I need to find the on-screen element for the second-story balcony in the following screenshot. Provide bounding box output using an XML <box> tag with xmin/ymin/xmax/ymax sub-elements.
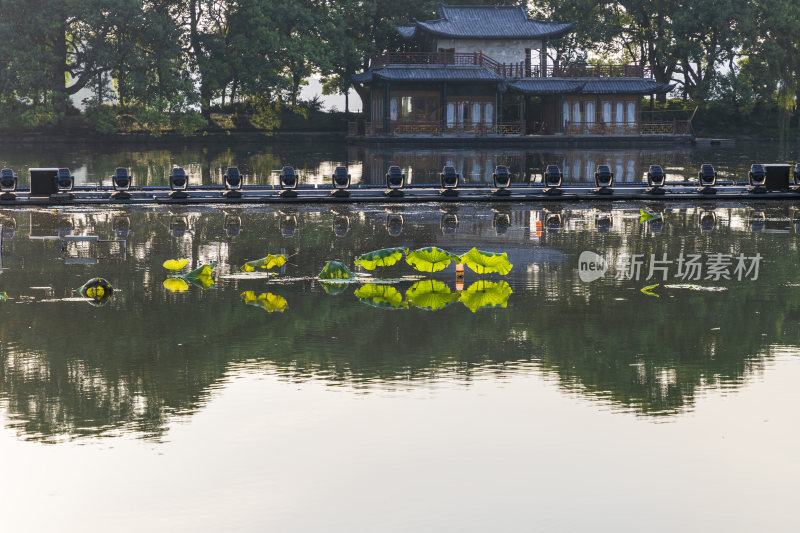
<box><xmin>369</xmin><ymin>51</ymin><xmax>649</xmax><ymax>79</ymax></box>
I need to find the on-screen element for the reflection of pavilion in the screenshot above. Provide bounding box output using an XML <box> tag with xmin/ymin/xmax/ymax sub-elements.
<box><xmin>351</xmin><ymin>145</ymin><xmax>691</xmax><ymax>184</ymax></box>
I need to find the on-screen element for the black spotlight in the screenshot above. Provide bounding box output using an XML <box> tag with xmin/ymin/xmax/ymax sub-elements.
<box><xmin>594</xmin><ymin>165</ymin><xmax>614</xmax><ymax>194</ymax></box>
<box><xmin>646</xmin><ymin>165</ymin><xmax>666</xmax><ymax>195</ymax></box>
<box><xmin>748</xmin><ymin>164</ymin><xmax>766</xmax><ymax>193</ymax></box>
<box><xmin>385</xmin><ymin>166</ymin><xmax>405</xmax><ymax>197</ymax></box>
<box><xmin>225</xmin><ymin>215</ymin><xmax>242</xmax><ymax>237</ymax></box>
<box><xmin>331</xmin><ymin>166</ymin><xmax>351</xmax><ymax>197</ymax></box>
<box><xmin>440</xmin><ymin>212</ymin><xmax>458</xmax><ymax>234</ymax></box>
<box><xmin>440</xmin><ymin>165</ymin><xmax>459</xmax><ymax>196</ymax></box>
<box><xmin>0</xmin><ymin>168</ymin><xmax>17</xmax><ymax>201</ymax></box>
<box><xmin>699</xmin><ymin>209</ymin><xmax>716</xmax><ymax>232</ymax></box>
<box><xmin>492</xmin><ymin>165</ymin><xmax>511</xmax><ymax>196</ymax></box>
<box><xmin>169</xmin><ymin>167</ymin><xmax>189</xmax><ymax>199</ymax></box>
<box><xmin>111</xmin><ymin>167</ymin><xmax>132</xmax><ymax>200</ymax></box>
<box><xmin>749</xmin><ymin>211</ymin><xmax>766</xmax><ymax>232</ymax></box>
<box><xmin>386</xmin><ymin>213</ymin><xmax>404</xmax><ymax>236</ymax></box>
<box><xmin>543</xmin><ymin>165</ymin><xmax>562</xmax><ymax>195</ymax></box>
<box><xmin>697</xmin><ymin>163</ymin><xmax>716</xmax><ymax>194</ymax></box>
<box><xmin>280</xmin><ymin>214</ymin><xmax>297</xmax><ymax>238</ymax></box>
<box><xmin>224</xmin><ymin>167</ymin><xmax>243</xmax><ymax>199</ymax></box>
<box><xmin>279</xmin><ymin>166</ymin><xmax>298</xmax><ymax>198</ymax></box>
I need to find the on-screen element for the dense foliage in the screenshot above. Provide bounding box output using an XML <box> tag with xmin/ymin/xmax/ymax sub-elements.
<box><xmin>0</xmin><ymin>0</ymin><xmax>797</xmax><ymax>135</ymax></box>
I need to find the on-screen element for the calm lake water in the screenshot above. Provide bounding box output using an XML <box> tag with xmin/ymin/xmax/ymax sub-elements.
<box><xmin>1</xmin><ymin>140</ymin><xmax>800</xmax><ymax>532</ymax></box>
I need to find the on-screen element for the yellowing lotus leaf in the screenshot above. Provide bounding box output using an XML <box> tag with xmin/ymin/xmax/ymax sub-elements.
<box><xmin>163</xmin><ymin>278</ymin><xmax>189</xmax><ymax>292</ymax></box>
<box><xmin>77</xmin><ymin>277</ymin><xmax>114</xmax><ymax>301</ymax></box>
<box><xmin>355</xmin><ymin>248</ymin><xmax>408</xmax><ymax>270</ymax></box>
<box><xmin>459</xmin><ymin>280</ymin><xmax>513</xmax><ymax>313</ymax></box>
<box><xmin>459</xmin><ymin>248</ymin><xmax>513</xmax><ymax>275</ymax></box>
<box><xmin>405</xmin><ymin>279</ymin><xmax>459</xmax><ymax>311</ymax></box>
<box><xmin>163</xmin><ymin>258</ymin><xmax>189</xmax><ymax>271</ymax></box>
<box><xmin>405</xmin><ymin>247</ymin><xmax>460</xmax><ymax>273</ymax></box>
<box><xmin>354</xmin><ymin>284</ymin><xmax>408</xmax><ymax>310</ymax></box>
<box><xmin>241</xmin><ymin>254</ymin><xmax>288</xmax><ymax>272</ymax></box>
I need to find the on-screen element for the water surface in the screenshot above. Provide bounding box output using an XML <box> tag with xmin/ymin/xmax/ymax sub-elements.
<box><xmin>1</xmin><ymin>200</ymin><xmax>799</xmax><ymax>531</ymax></box>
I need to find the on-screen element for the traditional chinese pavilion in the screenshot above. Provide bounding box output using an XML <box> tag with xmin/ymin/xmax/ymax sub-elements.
<box><xmin>351</xmin><ymin>4</ymin><xmax>683</xmax><ymax>138</ymax></box>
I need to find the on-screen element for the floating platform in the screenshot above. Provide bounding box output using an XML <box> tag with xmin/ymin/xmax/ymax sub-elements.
<box><xmin>2</xmin><ymin>183</ymin><xmax>800</xmax><ymax>206</ymax></box>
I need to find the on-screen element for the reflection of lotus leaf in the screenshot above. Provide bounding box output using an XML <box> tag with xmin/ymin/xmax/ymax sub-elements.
<box><xmin>186</xmin><ymin>273</ymin><xmax>214</xmax><ymax>290</ymax></box>
<box><xmin>639</xmin><ymin>209</ymin><xmax>663</xmax><ymax>223</ymax></box>
<box><xmin>77</xmin><ymin>278</ymin><xmax>114</xmax><ymax>305</ymax></box>
<box><xmin>355</xmin><ymin>247</ymin><xmax>408</xmax><ymax>270</ymax></box>
<box><xmin>354</xmin><ymin>284</ymin><xmax>408</xmax><ymax>309</ymax></box>
<box><xmin>406</xmin><ymin>279</ymin><xmax>459</xmax><ymax>311</ymax></box>
<box><xmin>163</xmin><ymin>278</ymin><xmax>189</xmax><ymax>292</ymax></box>
<box><xmin>318</xmin><ymin>260</ymin><xmax>353</xmax><ymax>280</ymax></box>
<box><xmin>241</xmin><ymin>291</ymin><xmax>288</xmax><ymax>313</ymax></box>
<box><xmin>163</xmin><ymin>258</ymin><xmax>189</xmax><ymax>271</ymax></box>
<box><xmin>241</xmin><ymin>254</ymin><xmax>288</xmax><ymax>272</ymax></box>
<box><xmin>405</xmin><ymin>247</ymin><xmax>460</xmax><ymax>273</ymax></box>
<box><xmin>459</xmin><ymin>281</ymin><xmax>513</xmax><ymax>312</ymax></box>
<box><xmin>459</xmin><ymin>247</ymin><xmax>513</xmax><ymax>275</ymax></box>
<box><xmin>320</xmin><ymin>282</ymin><xmax>349</xmax><ymax>296</ymax></box>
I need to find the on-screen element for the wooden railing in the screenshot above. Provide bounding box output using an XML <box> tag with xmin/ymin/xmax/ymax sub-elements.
<box><xmin>370</xmin><ymin>52</ymin><xmax>649</xmax><ymax>78</ymax></box>
<box><xmin>563</xmin><ymin>121</ymin><xmax>692</xmax><ymax>135</ymax></box>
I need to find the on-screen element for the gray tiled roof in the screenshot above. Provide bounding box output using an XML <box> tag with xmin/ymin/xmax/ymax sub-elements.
<box><xmin>354</xmin><ymin>66</ymin><xmax>504</xmax><ymax>83</ymax></box>
<box><xmin>401</xmin><ymin>4</ymin><xmax>575</xmax><ymax>40</ymax></box>
<box><xmin>509</xmin><ymin>78</ymin><xmax>674</xmax><ymax>95</ymax></box>
<box><xmin>507</xmin><ymin>79</ymin><xmax>584</xmax><ymax>94</ymax></box>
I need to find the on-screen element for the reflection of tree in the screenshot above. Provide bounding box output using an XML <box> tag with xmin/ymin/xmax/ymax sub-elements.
<box><xmin>0</xmin><ymin>206</ymin><xmax>798</xmax><ymax>442</ymax></box>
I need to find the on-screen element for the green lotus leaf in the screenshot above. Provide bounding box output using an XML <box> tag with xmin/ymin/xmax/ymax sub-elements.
<box><xmin>241</xmin><ymin>291</ymin><xmax>287</xmax><ymax>313</ymax></box>
<box><xmin>241</xmin><ymin>254</ymin><xmax>288</xmax><ymax>272</ymax></box>
<box><xmin>318</xmin><ymin>260</ymin><xmax>353</xmax><ymax>280</ymax></box>
<box><xmin>354</xmin><ymin>284</ymin><xmax>408</xmax><ymax>310</ymax></box>
<box><xmin>319</xmin><ymin>281</ymin><xmax>350</xmax><ymax>296</ymax></box>
<box><xmin>0</xmin><ymin>292</ymin><xmax>6</xmax><ymax>301</ymax></box>
<box><xmin>185</xmin><ymin>262</ymin><xmax>215</xmax><ymax>279</ymax></box>
<box><xmin>459</xmin><ymin>280</ymin><xmax>513</xmax><ymax>313</ymax></box>
<box><xmin>405</xmin><ymin>247</ymin><xmax>460</xmax><ymax>273</ymax></box>
<box><xmin>459</xmin><ymin>247</ymin><xmax>513</xmax><ymax>275</ymax></box>
<box><xmin>405</xmin><ymin>279</ymin><xmax>459</xmax><ymax>311</ymax></box>
<box><xmin>355</xmin><ymin>247</ymin><xmax>408</xmax><ymax>270</ymax></box>
<box><xmin>186</xmin><ymin>273</ymin><xmax>214</xmax><ymax>290</ymax></box>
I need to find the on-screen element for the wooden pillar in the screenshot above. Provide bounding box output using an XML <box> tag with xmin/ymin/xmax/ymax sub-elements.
<box><xmin>520</xmin><ymin>94</ymin><xmax>526</xmax><ymax>135</ymax></box>
<box><xmin>540</xmin><ymin>38</ymin><xmax>548</xmax><ymax>78</ymax></box>
<box><xmin>498</xmin><ymin>90</ymin><xmax>503</xmax><ymax>126</ymax></box>
<box><xmin>441</xmin><ymin>82</ymin><xmax>447</xmax><ymax>135</ymax></box>
<box><xmin>383</xmin><ymin>82</ymin><xmax>390</xmax><ymax>135</ymax></box>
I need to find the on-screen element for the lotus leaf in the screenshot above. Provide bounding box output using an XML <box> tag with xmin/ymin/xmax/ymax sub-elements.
<box><xmin>355</xmin><ymin>247</ymin><xmax>408</xmax><ymax>270</ymax></box>
<box><xmin>354</xmin><ymin>284</ymin><xmax>408</xmax><ymax>309</ymax></box>
<box><xmin>0</xmin><ymin>292</ymin><xmax>6</xmax><ymax>301</ymax></box>
<box><xmin>77</xmin><ymin>277</ymin><xmax>114</xmax><ymax>303</ymax></box>
<box><xmin>405</xmin><ymin>279</ymin><xmax>459</xmax><ymax>311</ymax></box>
<box><xmin>240</xmin><ymin>254</ymin><xmax>288</xmax><ymax>272</ymax></box>
<box><xmin>459</xmin><ymin>280</ymin><xmax>513</xmax><ymax>312</ymax></box>
<box><xmin>318</xmin><ymin>260</ymin><xmax>353</xmax><ymax>280</ymax></box>
<box><xmin>163</xmin><ymin>258</ymin><xmax>189</xmax><ymax>271</ymax></box>
<box><xmin>459</xmin><ymin>247</ymin><xmax>513</xmax><ymax>275</ymax></box>
<box><xmin>405</xmin><ymin>247</ymin><xmax>460</xmax><ymax>273</ymax></box>
<box><xmin>640</xmin><ymin>283</ymin><xmax>660</xmax><ymax>297</ymax></box>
